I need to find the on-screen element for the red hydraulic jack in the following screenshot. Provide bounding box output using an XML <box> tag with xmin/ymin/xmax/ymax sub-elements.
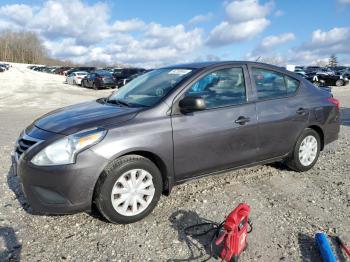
<box><xmin>215</xmin><ymin>203</ymin><xmax>252</xmax><ymax>262</ymax></box>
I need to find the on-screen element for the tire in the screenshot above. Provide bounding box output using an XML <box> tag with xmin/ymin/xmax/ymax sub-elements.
<box><xmin>286</xmin><ymin>128</ymin><xmax>321</xmax><ymax>172</ymax></box>
<box><xmin>81</xmin><ymin>80</ymin><xmax>85</xmax><ymax>88</ymax></box>
<box><xmin>92</xmin><ymin>83</ymin><xmax>98</xmax><ymax>90</ymax></box>
<box><xmin>95</xmin><ymin>155</ymin><xmax>163</xmax><ymax>224</ymax></box>
<box><xmin>335</xmin><ymin>80</ymin><xmax>344</xmax><ymax>87</ymax></box>
<box><xmin>73</xmin><ymin>80</ymin><xmax>77</xmax><ymax>85</ymax></box>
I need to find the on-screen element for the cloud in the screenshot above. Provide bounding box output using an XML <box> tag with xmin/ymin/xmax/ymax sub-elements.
<box><xmin>274</xmin><ymin>10</ymin><xmax>284</xmax><ymax>17</ymax></box>
<box><xmin>207</xmin><ymin>18</ymin><xmax>270</xmax><ymax>47</ymax></box>
<box><xmin>247</xmin><ymin>27</ymin><xmax>350</xmax><ymax>65</ymax></box>
<box><xmin>207</xmin><ymin>0</ymin><xmax>272</xmax><ymax>47</ymax></box>
<box><xmin>338</xmin><ymin>0</ymin><xmax>350</xmax><ymax>4</ymax></box>
<box><xmin>0</xmin><ymin>4</ymin><xmax>33</xmax><ymax>24</ymax></box>
<box><xmin>307</xmin><ymin>27</ymin><xmax>350</xmax><ymax>50</ymax></box>
<box><xmin>260</xmin><ymin>33</ymin><xmax>295</xmax><ymax>49</ymax></box>
<box><xmin>0</xmin><ymin>0</ymin><xmax>204</xmax><ymax>67</ymax></box>
<box><xmin>225</xmin><ymin>0</ymin><xmax>273</xmax><ymax>22</ymax></box>
<box><xmin>112</xmin><ymin>19</ymin><xmax>145</xmax><ymax>32</ymax></box>
<box><xmin>188</xmin><ymin>13</ymin><xmax>213</xmax><ymax>25</ymax></box>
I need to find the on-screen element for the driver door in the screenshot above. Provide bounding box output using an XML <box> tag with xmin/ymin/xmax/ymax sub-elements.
<box><xmin>171</xmin><ymin>66</ymin><xmax>258</xmax><ymax>181</ymax></box>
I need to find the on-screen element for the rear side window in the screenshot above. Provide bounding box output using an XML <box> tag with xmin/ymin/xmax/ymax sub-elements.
<box><xmin>252</xmin><ymin>68</ymin><xmax>299</xmax><ymax>100</ymax></box>
<box><xmin>285</xmin><ymin>75</ymin><xmax>299</xmax><ymax>94</ymax></box>
<box><xmin>185</xmin><ymin>67</ymin><xmax>246</xmax><ymax>109</ymax></box>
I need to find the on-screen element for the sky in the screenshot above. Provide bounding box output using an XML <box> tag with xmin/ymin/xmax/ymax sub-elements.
<box><xmin>0</xmin><ymin>0</ymin><xmax>349</xmax><ymax>67</ymax></box>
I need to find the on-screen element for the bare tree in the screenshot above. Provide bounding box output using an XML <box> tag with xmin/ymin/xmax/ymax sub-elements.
<box><xmin>328</xmin><ymin>54</ymin><xmax>338</xmax><ymax>67</ymax></box>
<box><xmin>0</xmin><ymin>30</ymin><xmax>48</xmax><ymax>64</ymax></box>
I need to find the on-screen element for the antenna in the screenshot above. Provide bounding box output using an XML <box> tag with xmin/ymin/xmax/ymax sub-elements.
<box><xmin>255</xmin><ymin>56</ymin><xmax>261</xmax><ymax>62</ymax></box>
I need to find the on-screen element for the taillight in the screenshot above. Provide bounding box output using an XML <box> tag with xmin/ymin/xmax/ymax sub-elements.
<box><xmin>96</xmin><ymin>77</ymin><xmax>102</xmax><ymax>81</ymax></box>
<box><xmin>327</xmin><ymin>97</ymin><xmax>340</xmax><ymax>109</ymax></box>
<box><xmin>77</xmin><ymin>77</ymin><xmax>82</xmax><ymax>79</ymax></box>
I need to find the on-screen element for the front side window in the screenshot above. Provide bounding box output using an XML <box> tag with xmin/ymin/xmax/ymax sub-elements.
<box><xmin>252</xmin><ymin>68</ymin><xmax>299</xmax><ymax>100</ymax></box>
<box><xmin>184</xmin><ymin>67</ymin><xmax>246</xmax><ymax>109</ymax></box>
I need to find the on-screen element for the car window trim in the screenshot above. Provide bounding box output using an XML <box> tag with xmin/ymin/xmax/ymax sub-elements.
<box><xmin>247</xmin><ymin>65</ymin><xmax>301</xmax><ymax>102</ymax></box>
<box><xmin>170</xmin><ymin>64</ymin><xmax>252</xmax><ymax>115</ymax></box>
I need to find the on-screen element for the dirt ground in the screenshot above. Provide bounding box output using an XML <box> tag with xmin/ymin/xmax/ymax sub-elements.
<box><xmin>0</xmin><ymin>63</ymin><xmax>349</xmax><ymax>262</ymax></box>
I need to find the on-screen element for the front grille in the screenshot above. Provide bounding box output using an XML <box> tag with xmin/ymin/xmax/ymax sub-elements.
<box><xmin>15</xmin><ymin>136</ymin><xmax>38</xmax><ymax>157</ymax></box>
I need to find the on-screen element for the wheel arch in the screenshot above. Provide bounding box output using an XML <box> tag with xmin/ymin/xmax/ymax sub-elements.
<box><xmin>307</xmin><ymin>125</ymin><xmax>325</xmax><ymax>151</ymax></box>
<box><xmin>94</xmin><ymin>150</ymin><xmax>172</xmax><ymax>197</ymax></box>
<box><xmin>122</xmin><ymin>151</ymin><xmax>171</xmax><ymax>195</ymax></box>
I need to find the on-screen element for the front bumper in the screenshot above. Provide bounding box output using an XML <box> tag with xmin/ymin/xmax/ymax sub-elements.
<box><xmin>13</xmin><ymin>149</ymin><xmax>108</xmax><ymax>214</ymax></box>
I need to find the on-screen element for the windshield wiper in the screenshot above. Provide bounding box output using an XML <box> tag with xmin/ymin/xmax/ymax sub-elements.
<box><xmin>106</xmin><ymin>98</ymin><xmax>131</xmax><ymax>107</ymax></box>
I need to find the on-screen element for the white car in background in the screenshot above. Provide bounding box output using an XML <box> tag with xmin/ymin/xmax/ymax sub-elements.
<box><xmin>66</xmin><ymin>71</ymin><xmax>88</xmax><ymax>85</ymax></box>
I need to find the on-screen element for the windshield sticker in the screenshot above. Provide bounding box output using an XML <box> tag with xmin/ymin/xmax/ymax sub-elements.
<box><xmin>168</xmin><ymin>69</ymin><xmax>192</xmax><ymax>75</ymax></box>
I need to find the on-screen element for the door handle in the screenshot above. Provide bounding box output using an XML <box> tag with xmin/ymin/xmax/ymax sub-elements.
<box><xmin>235</xmin><ymin>116</ymin><xmax>250</xmax><ymax>125</ymax></box>
<box><xmin>296</xmin><ymin>108</ymin><xmax>307</xmax><ymax>115</ymax></box>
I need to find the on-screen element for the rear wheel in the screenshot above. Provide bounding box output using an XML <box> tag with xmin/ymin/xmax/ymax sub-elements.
<box><xmin>95</xmin><ymin>155</ymin><xmax>163</xmax><ymax>224</ymax></box>
<box><xmin>81</xmin><ymin>80</ymin><xmax>86</xmax><ymax>88</ymax></box>
<box><xmin>92</xmin><ymin>83</ymin><xmax>98</xmax><ymax>90</ymax></box>
<box><xmin>73</xmin><ymin>80</ymin><xmax>77</xmax><ymax>85</ymax></box>
<box><xmin>286</xmin><ymin>128</ymin><xmax>320</xmax><ymax>172</ymax></box>
<box><xmin>336</xmin><ymin>79</ymin><xmax>344</xmax><ymax>87</ymax></box>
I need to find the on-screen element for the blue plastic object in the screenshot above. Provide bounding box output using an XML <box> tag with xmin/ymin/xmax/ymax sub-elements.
<box><xmin>315</xmin><ymin>232</ymin><xmax>337</xmax><ymax>262</ymax></box>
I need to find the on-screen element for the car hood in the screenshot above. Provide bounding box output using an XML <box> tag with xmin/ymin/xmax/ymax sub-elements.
<box><xmin>34</xmin><ymin>99</ymin><xmax>140</xmax><ymax>135</ymax></box>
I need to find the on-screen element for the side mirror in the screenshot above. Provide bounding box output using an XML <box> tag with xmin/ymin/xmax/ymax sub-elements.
<box><xmin>179</xmin><ymin>96</ymin><xmax>206</xmax><ymax>113</ymax></box>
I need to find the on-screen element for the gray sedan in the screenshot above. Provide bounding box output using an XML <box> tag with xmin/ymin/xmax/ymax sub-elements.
<box><xmin>12</xmin><ymin>61</ymin><xmax>340</xmax><ymax>224</ymax></box>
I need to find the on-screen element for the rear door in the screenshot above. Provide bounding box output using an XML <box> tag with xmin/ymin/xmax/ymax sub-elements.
<box><xmin>172</xmin><ymin>65</ymin><xmax>258</xmax><ymax>181</ymax></box>
<box><xmin>249</xmin><ymin>66</ymin><xmax>308</xmax><ymax>161</ymax></box>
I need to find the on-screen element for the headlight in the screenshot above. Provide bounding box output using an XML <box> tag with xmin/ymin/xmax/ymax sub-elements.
<box><xmin>31</xmin><ymin>128</ymin><xmax>107</xmax><ymax>166</ymax></box>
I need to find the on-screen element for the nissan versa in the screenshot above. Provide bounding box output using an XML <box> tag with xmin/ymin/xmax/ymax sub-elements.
<box><xmin>12</xmin><ymin>62</ymin><xmax>340</xmax><ymax>224</ymax></box>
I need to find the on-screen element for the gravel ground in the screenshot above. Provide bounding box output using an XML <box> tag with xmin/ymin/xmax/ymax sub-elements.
<box><xmin>0</xmin><ymin>63</ymin><xmax>349</xmax><ymax>262</ymax></box>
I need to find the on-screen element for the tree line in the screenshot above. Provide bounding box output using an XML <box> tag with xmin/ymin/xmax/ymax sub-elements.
<box><xmin>0</xmin><ymin>30</ymin><xmax>47</xmax><ymax>64</ymax></box>
<box><xmin>0</xmin><ymin>30</ymin><xmax>75</xmax><ymax>66</ymax></box>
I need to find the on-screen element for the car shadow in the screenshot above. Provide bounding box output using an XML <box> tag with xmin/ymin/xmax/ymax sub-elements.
<box><xmin>340</xmin><ymin>107</ymin><xmax>350</xmax><ymax>127</ymax></box>
<box><xmin>167</xmin><ymin>210</ymin><xmax>222</xmax><ymax>262</ymax></box>
<box><xmin>0</xmin><ymin>227</ymin><xmax>22</xmax><ymax>261</ymax></box>
<box><xmin>6</xmin><ymin>165</ymin><xmax>32</xmax><ymax>214</ymax></box>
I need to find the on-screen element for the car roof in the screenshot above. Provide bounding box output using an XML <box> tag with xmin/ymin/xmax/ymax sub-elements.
<box><xmin>162</xmin><ymin>61</ymin><xmax>286</xmax><ymax>71</ymax></box>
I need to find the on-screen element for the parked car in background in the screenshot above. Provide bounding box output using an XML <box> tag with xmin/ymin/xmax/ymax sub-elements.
<box><xmin>12</xmin><ymin>61</ymin><xmax>340</xmax><ymax>224</ymax></box>
<box><xmin>305</xmin><ymin>72</ymin><xmax>348</xmax><ymax>87</ymax></box>
<box><xmin>65</xmin><ymin>67</ymin><xmax>96</xmax><ymax>76</ymax></box>
<box><xmin>66</xmin><ymin>71</ymin><xmax>88</xmax><ymax>85</ymax></box>
<box><xmin>0</xmin><ymin>63</ymin><xmax>10</xmax><ymax>70</ymax></box>
<box><xmin>81</xmin><ymin>70</ymin><xmax>116</xmax><ymax>89</ymax></box>
<box><xmin>305</xmin><ymin>66</ymin><xmax>321</xmax><ymax>74</ymax></box>
<box><xmin>54</xmin><ymin>67</ymin><xmax>72</xmax><ymax>75</ymax></box>
<box><xmin>115</xmin><ymin>72</ymin><xmax>141</xmax><ymax>88</ymax></box>
<box><xmin>0</xmin><ymin>67</ymin><xmax>5</xmax><ymax>72</ymax></box>
<box><xmin>112</xmin><ymin>68</ymin><xmax>145</xmax><ymax>83</ymax></box>
<box><xmin>115</xmin><ymin>70</ymin><xmax>151</xmax><ymax>88</ymax></box>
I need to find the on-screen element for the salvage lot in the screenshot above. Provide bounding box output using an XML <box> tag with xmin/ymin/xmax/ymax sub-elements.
<box><xmin>0</xmin><ymin>63</ymin><xmax>350</xmax><ymax>261</ymax></box>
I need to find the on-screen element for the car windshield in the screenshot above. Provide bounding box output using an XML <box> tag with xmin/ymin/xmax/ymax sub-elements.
<box><xmin>108</xmin><ymin>68</ymin><xmax>193</xmax><ymax>107</ymax></box>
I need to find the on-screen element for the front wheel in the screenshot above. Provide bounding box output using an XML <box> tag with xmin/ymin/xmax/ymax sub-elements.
<box><xmin>285</xmin><ymin>128</ymin><xmax>321</xmax><ymax>172</ymax></box>
<box><xmin>95</xmin><ymin>155</ymin><xmax>163</xmax><ymax>224</ymax></box>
